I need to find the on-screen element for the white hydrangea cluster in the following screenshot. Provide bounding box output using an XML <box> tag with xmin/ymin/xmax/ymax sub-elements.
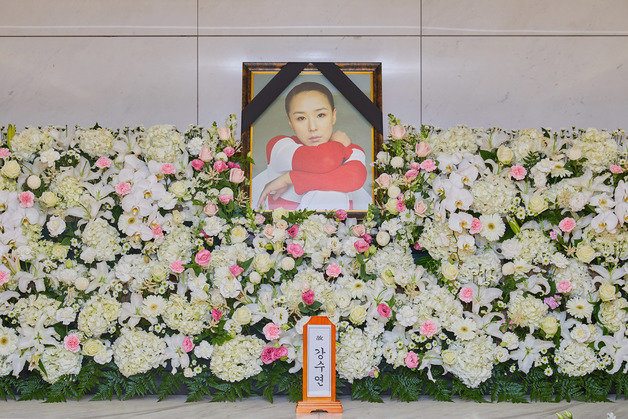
<box><xmin>428</xmin><ymin>126</ymin><xmax>480</xmax><ymax>154</ymax></box>
<box><xmin>39</xmin><ymin>346</ymin><xmax>83</xmax><ymax>383</ymax></box>
<box><xmin>556</xmin><ymin>341</ymin><xmax>598</xmax><ymax>377</ymax></box>
<box><xmin>14</xmin><ymin>295</ymin><xmax>61</xmax><ymax>327</ymax></box>
<box><xmin>9</xmin><ymin>127</ymin><xmax>56</xmax><ymax>158</ymax></box>
<box><xmin>78</xmin><ymin>295</ymin><xmax>121</xmax><ymax>337</ymax></box>
<box><xmin>162</xmin><ymin>295</ymin><xmax>208</xmax><ymax>335</ymax></box>
<box><xmin>507</xmin><ymin>294</ymin><xmax>548</xmax><ymax>331</ymax></box>
<box><xmin>113</xmin><ymin>328</ymin><xmax>167</xmax><ymax>377</ymax></box>
<box><xmin>140</xmin><ymin>124</ymin><xmax>184</xmax><ymax>162</ymax></box>
<box><xmin>336</xmin><ymin>327</ymin><xmax>383</xmax><ymax>382</ymax></box>
<box><xmin>80</xmin><ymin>218</ymin><xmax>122</xmax><ymax>263</ymax></box>
<box><xmin>458</xmin><ymin>250</ymin><xmax>501</xmax><ymax>286</ymax></box>
<box><xmin>444</xmin><ymin>335</ymin><xmax>496</xmax><ymax>388</ymax></box>
<box><xmin>471</xmin><ymin>175</ymin><xmax>517</xmax><ymax>215</ymax></box>
<box><xmin>575</xmin><ymin>128</ymin><xmax>620</xmax><ymax>171</ymax></box>
<box><xmin>210</xmin><ymin>335</ymin><xmax>265</xmax><ymax>382</ymax></box>
<box><xmin>78</xmin><ymin>128</ymin><xmax>115</xmax><ymax>157</ymax></box>
<box><xmin>511</xmin><ymin>129</ymin><xmax>547</xmax><ymax>162</ymax></box>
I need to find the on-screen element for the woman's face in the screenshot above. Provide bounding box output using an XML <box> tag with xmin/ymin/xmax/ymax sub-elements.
<box><xmin>286</xmin><ymin>90</ymin><xmax>336</xmax><ymax>146</ymax></box>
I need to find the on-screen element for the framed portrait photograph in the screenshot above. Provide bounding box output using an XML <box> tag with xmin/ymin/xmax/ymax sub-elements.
<box><xmin>241</xmin><ymin>62</ymin><xmax>383</xmax><ymax>216</ymax></box>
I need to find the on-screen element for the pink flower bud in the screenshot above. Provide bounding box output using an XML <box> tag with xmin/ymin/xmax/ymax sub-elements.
<box><xmin>182</xmin><ymin>336</ymin><xmax>195</xmax><ymax>353</ymax></box>
<box><xmin>390</xmin><ymin>124</ymin><xmax>406</xmax><ymax>140</ymax></box>
<box><xmin>199</xmin><ymin>147</ymin><xmax>213</xmax><ymax>162</ymax></box>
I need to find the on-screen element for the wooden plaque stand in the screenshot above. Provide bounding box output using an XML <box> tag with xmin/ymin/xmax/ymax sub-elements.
<box><xmin>296</xmin><ymin>316</ymin><xmax>343</xmax><ymax>414</ymax></box>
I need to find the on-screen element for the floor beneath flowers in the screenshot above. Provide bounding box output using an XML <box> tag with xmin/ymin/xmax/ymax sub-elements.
<box><xmin>2</xmin><ymin>396</ymin><xmax>626</xmax><ymax>418</ymax></box>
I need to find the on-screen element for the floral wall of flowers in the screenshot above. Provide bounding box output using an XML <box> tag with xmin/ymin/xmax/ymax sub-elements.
<box><xmin>0</xmin><ymin>115</ymin><xmax>626</xmax><ymax>403</ymax></box>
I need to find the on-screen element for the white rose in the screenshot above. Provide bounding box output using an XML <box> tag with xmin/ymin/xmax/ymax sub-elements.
<box><xmin>567</xmin><ymin>147</ymin><xmax>582</xmax><ymax>160</ymax></box>
<box><xmin>233</xmin><ymin>306</ymin><xmax>252</xmax><ymax>325</ymax></box>
<box><xmin>598</xmin><ymin>283</ymin><xmax>617</xmax><ymax>301</ymax></box>
<box><xmin>41</xmin><ymin>191</ymin><xmax>59</xmax><ymax>207</ymax></box>
<box><xmin>215</xmin><ymin>152</ymin><xmax>228</xmax><ymax>161</ymax></box>
<box><xmin>384</xmin><ymin>198</ymin><xmax>399</xmax><ymax>214</ymax></box>
<box><xmin>75</xmin><ymin>277</ymin><xmax>90</xmax><ymax>291</ymax></box>
<box><xmin>441</xmin><ymin>349</ymin><xmax>456</xmax><ymax>364</ymax></box>
<box><xmin>528</xmin><ymin>194</ymin><xmax>548</xmax><ymax>213</ymax></box>
<box><xmin>390</xmin><ymin>156</ymin><xmax>404</xmax><ymax>169</ymax></box>
<box><xmin>249</xmin><ymin>271</ymin><xmax>262</xmax><ymax>284</ymax></box>
<box><xmin>497</xmin><ymin>146</ymin><xmax>514</xmax><ymax>164</ymax></box>
<box><xmin>219</xmin><ymin>187</ymin><xmax>234</xmax><ymax>197</ymax></box>
<box><xmin>441</xmin><ymin>262</ymin><xmax>459</xmax><ymax>281</ymax></box>
<box><xmin>281</xmin><ymin>257</ymin><xmax>295</xmax><ymax>271</ymax></box>
<box><xmin>47</xmin><ymin>216</ymin><xmax>66</xmax><ymax>237</ymax></box>
<box><xmin>169</xmin><ymin>181</ymin><xmax>187</xmax><ymax>198</ymax></box>
<box><xmin>349</xmin><ymin>305</ymin><xmax>368</xmax><ymax>325</ymax></box>
<box><xmin>253</xmin><ymin>253</ymin><xmax>273</xmax><ymax>273</ymax></box>
<box><xmin>230</xmin><ymin>226</ymin><xmax>248</xmax><ymax>243</ymax></box>
<box><xmin>576</xmin><ymin>244</ymin><xmax>596</xmax><ymax>264</ymax></box>
<box><xmin>27</xmin><ymin>175</ymin><xmax>41</xmax><ymax>189</ymax></box>
<box><xmin>541</xmin><ymin>316</ymin><xmax>558</xmax><ymax>336</ymax></box>
<box><xmin>376</xmin><ymin>151</ymin><xmax>390</xmax><ymax>164</ymax></box>
<box><xmin>376</xmin><ymin>231</ymin><xmax>390</xmax><ymax>246</ymax></box>
<box><xmin>1</xmin><ymin>160</ymin><xmax>20</xmax><ymax>178</ymax></box>
<box><xmin>502</xmin><ymin>262</ymin><xmax>516</xmax><ymax>276</ymax></box>
<box><xmin>387</xmin><ymin>185</ymin><xmax>401</xmax><ymax>199</ymax></box>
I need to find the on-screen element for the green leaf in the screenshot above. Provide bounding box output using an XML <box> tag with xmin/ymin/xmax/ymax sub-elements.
<box><xmin>17</xmin><ymin>374</ymin><xmax>49</xmax><ymax>401</ymax></box>
<box><xmin>351</xmin><ymin>378</ymin><xmax>383</xmax><ymax>403</ymax></box>
<box><xmin>45</xmin><ymin>375</ymin><xmax>79</xmax><ymax>403</ymax></box>
<box><xmin>157</xmin><ymin>371</ymin><xmax>183</xmax><ymax>401</ymax></box>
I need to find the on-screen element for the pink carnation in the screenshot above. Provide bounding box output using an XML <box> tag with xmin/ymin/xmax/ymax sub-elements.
<box><xmin>223</xmin><ymin>146</ymin><xmax>235</xmax><ymax>157</ymax></box>
<box><xmin>63</xmin><ymin>334</ymin><xmax>81</xmax><ymax>353</ymax></box>
<box><xmin>420</xmin><ymin>159</ymin><xmax>436</xmax><ymax>172</ymax></box>
<box><xmin>336</xmin><ymin>209</ymin><xmax>347</xmax><ymax>221</ymax></box>
<box><xmin>182</xmin><ymin>337</ymin><xmax>195</xmax><ymax>353</ymax></box>
<box><xmin>170</xmin><ymin>260</ymin><xmax>185</xmax><ymax>273</ymax></box>
<box><xmin>218</xmin><ymin>194</ymin><xmax>233</xmax><ymax>204</ymax></box>
<box><xmin>0</xmin><ymin>271</ymin><xmax>9</xmax><ymax>285</ymax></box>
<box><xmin>413</xmin><ymin>242</ymin><xmax>423</xmax><ymax>250</ymax></box>
<box><xmin>195</xmin><ymin>249</ymin><xmax>212</xmax><ymax>266</ymax></box>
<box><xmin>419</xmin><ymin>320</ymin><xmax>437</xmax><ymax>338</ymax></box>
<box><xmin>469</xmin><ymin>217</ymin><xmax>482</xmax><ymax>234</ymax></box>
<box><xmin>0</xmin><ymin>148</ymin><xmax>10</xmax><ymax>158</ymax></box>
<box><xmin>287</xmin><ymin>225</ymin><xmax>299</xmax><ymax>238</ymax></box>
<box><xmin>161</xmin><ymin>163</ymin><xmax>176</xmax><ymax>175</ymax></box>
<box><xmin>211</xmin><ymin>308</ymin><xmax>223</xmax><ymax>321</ymax></box>
<box><xmin>404</xmin><ymin>351</ymin><xmax>419</xmax><ymax>368</ymax></box>
<box><xmin>557</xmin><ymin>280</ymin><xmax>572</xmax><ymax>293</ymax></box>
<box><xmin>405</xmin><ymin>169</ymin><xmax>419</xmax><ymax>181</ymax></box>
<box><xmin>229</xmin><ymin>264</ymin><xmax>244</xmax><ymax>277</ymax></box>
<box><xmin>151</xmin><ymin>224</ymin><xmax>163</xmax><ymax>237</ymax></box>
<box><xmin>377</xmin><ymin>303</ymin><xmax>391</xmax><ymax>318</ymax></box>
<box><xmin>544</xmin><ymin>296</ymin><xmax>560</xmax><ymax>310</ymax></box>
<box><xmin>510</xmin><ymin>165</ymin><xmax>527</xmax><ymax>180</ymax></box>
<box><xmin>549</xmin><ymin>230</ymin><xmax>559</xmax><ymax>240</ymax></box>
<box><xmin>610</xmin><ymin>165</ymin><xmax>623</xmax><ymax>174</ymax></box>
<box><xmin>286</xmin><ymin>243</ymin><xmax>304</xmax><ymax>258</ymax></box>
<box><xmin>18</xmin><ymin>191</ymin><xmax>34</xmax><ymax>208</ymax></box>
<box><xmin>354</xmin><ymin>238</ymin><xmax>370</xmax><ymax>253</ymax></box>
<box><xmin>302</xmin><ymin>290</ymin><xmax>315</xmax><ymax>305</ymax></box>
<box><xmin>263</xmin><ymin>323</ymin><xmax>281</xmax><ymax>340</ymax></box>
<box><xmin>261</xmin><ymin>346</ymin><xmax>275</xmax><ymax>364</ymax></box>
<box><xmin>458</xmin><ymin>286</ymin><xmax>474</xmax><ymax>303</ymax></box>
<box><xmin>213</xmin><ymin>160</ymin><xmax>228</xmax><ymax>173</ymax></box>
<box><xmin>326</xmin><ymin>264</ymin><xmax>342</xmax><ymax>278</ymax></box>
<box><xmin>116</xmin><ymin>182</ymin><xmax>131</xmax><ymax>195</ymax></box>
<box><xmin>95</xmin><ymin>157</ymin><xmax>112</xmax><ymax>169</ymax></box>
<box><xmin>191</xmin><ymin>159</ymin><xmax>205</xmax><ymax>171</ymax></box>
<box><xmin>558</xmin><ymin>217</ymin><xmax>576</xmax><ymax>233</ymax></box>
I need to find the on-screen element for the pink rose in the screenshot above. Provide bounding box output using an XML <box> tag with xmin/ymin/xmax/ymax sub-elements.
<box><xmin>414</xmin><ymin>200</ymin><xmax>427</xmax><ymax>217</ymax></box>
<box><xmin>211</xmin><ymin>308</ymin><xmax>223</xmax><ymax>321</ymax></box>
<box><xmin>287</xmin><ymin>225</ymin><xmax>299</xmax><ymax>238</ymax></box>
<box><xmin>354</xmin><ymin>239</ymin><xmax>370</xmax><ymax>253</ymax></box>
<box><xmin>229</xmin><ymin>168</ymin><xmax>245</xmax><ymax>183</ymax></box>
<box><xmin>323</xmin><ymin>224</ymin><xmax>337</xmax><ymax>235</ymax></box>
<box><xmin>557</xmin><ymin>280</ymin><xmax>572</xmax><ymax>293</ymax></box>
<box><xmin>415</xmin><ymin>141</ymin><xmax>432</xmax><ymax>157</ymax></box>
<box><xmin>229</xmin><ymin>264</ymin><xmax>244</xmax><ymax>277</ymax></box>
<box><xmin>302</xmin><ymin>290</ymin><xmax>315</xmax><ymax>305</ymax></box>
<box><xmin>405</xmin><ymin>169</ymin><xmax>419</xmax><ymax>181</ymax></box>
<box><xmin>363</xmin><ymin>233</ymin><xmax>372</xmax><ymax>244</ymax></box>
<box><xmin>420</xmin><ymin>159</ymin><xmax>436</xmax><ymax>172</ymax></box>
<box><xmin>161</xmin><ymin>163</ymin><xmax>176</xmax><ymax>175</ymax></box>
<box><xmin>0</xmin><ymin>271</ymin><xmax>9</xmax><ymax>285</ymax></box>
<box><xmin>375</xmin><ymin>173</ymin><xmax>392</xmax><ymax>189</ymax></box>
<box><xmin>182</xmin><ymin>337</ymin><xmax>195</xmax><ymax>353</ymax></box>
<box><xmin>116</xmin><ymin>182</ymin><xmax>131</xmax><ymax>195</ymax></box>
<box><xmin>261</xmin><ymin>346</ymin><xmax>275</xmax><ymax>364</ymax></box>
<box><xmin>223</xmin><ymin>146</ymin><xmax>235</xmax><ymax>157</ymax></box>
<box><xmin>286</xmin><ymin>243</ymin><xmax>304</xmax><ymax>258</ymax></box>
<box><xmin>191</xmin><ymin>159</ymin><xmax>205</xmax><ymax>171</ymax></box>
<box><xmin>396</xmin><ymin>198</ymin><xmax>407</xmax><ymax>212</ymax></box>
<box><xmin>218</xmin><ymin>127</ymin><xmax>231</xmax><ymax>141</ymax></box>
<box><xmin>390</xmin><ymin>124</ymin><xmax>406</xmax><ymax>140</ymax></box>
<box><xmin>404</xmin><ymin>351</ymin><xmax>419</xmax><ymax>368</ymax></box>
<box><xmin>63</xmin><ymin>334</ymin><xmax>81</xmax><ymax>353</ymax></box>
<box><xmin>219</xmin><ymin>194</ymin><xmax>233</xmax><ymax>204</ymax></box>
<box><xmin>0</xmin><ymin>148</ymin><xmax>10</xmax><ymax>158</ymax></box>
<box><xmin>352</xmin><ymin>224</ymin><xmax>366</xmax><ymax>237</ymax></box>
<box><xmin>204</xmin><ymin>202</ymin><xmax>218</xmax><ymax>216</ymax></box>
<box><xmin>18</xmin><ymin>191</ymin><xmax>34</xmax><ymax>208</ymax></box>
<box><xmin>458</xmin><ymin>286</ymin><xmax>474</xmax><ymax>303</ymax></box>
<box><xmin>273</xmin><ymin>346</ymin><xmax>288</xmax><ymax>359</ymax></box>
<box><xmin>469</xmin><ymin>218</ymin><xmax>482</xmax><ymax>234</ymax></box>
<box><xmin>336</xmin><ymin>209</ymin><xmax>347</xmax><ymax>221</ymax></box>
<box><xmin>419</xmin><ymin>320</ymin><xmax>437</xmax><ymax>337</ymax></box>
<box><xmin>95</xmin><ymin>157</ymin><xmax>112</xmax><ymax>169</ymax></box>
<box><xmin>195</xmin><ymin>249</ymin><xmax>212</xmax><ymax>266</ymax></box>
<box><xmin>254</xmin><ymin>213</ymin><xmax>266</xmax><ymax>225</ymax></box>
<box><xmin>199</xmin><ymin>147</ymin><xmax>213</xmax><ymax>162</ymax></box>
<box><xmin>510</xmin><ymin>165</ymin><xmax>527</xmax><ymax>180</ymax></box>
<box><xmin>558</xmin><ymin>217</ymin><xmax>576</xmax><ymax>233</ymax></box>
<box><xmin>326</xmin><ymin>264</ymin><xmax>342</xmax><ymax>278</ymax></box>
<box><xmin>170</xmin><ymin>260</ymin><xmax>185</xmax><ymax>273</ymax></box>
<box><xmin>263</xmin><ymin>323</ymin><xmax>282</xmax><ymax>340</ymax></box>
<box><xmin>151</xmin><ymin>224</ymin><xmax>163</xmax><ymax>237</ymax></box>
<box><xmin>377</xmin><ymin>303</ymin><xmax>391</xmax><ymax>318</ymax></box>
<box><xmin>263</xmin><ymin>225</ymin><xmax>275</xmax><ymax>239</ymax></box>
<box><xmin>610</xmin><ymin>165</ymin><xmax>623</xmax><ymax>174</ymax></box>
<box><xmin>213</xmin><ymin>160</ymin><xmax>228</xmax><ymax>173</ymax></box>
<box><xmin>544</xmin><ymin>296</ymin><xmax>560</xmax><ymax>309</ymax></box>
<box><xmin>227</xmin><ymin>161</ymin><xmax>240</xmax><ymax>169</ymax></box>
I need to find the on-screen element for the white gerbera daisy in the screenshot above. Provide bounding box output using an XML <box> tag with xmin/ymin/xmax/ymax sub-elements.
<box><xmin>452</xmin><ymin>318</ymin><xmax>477</xmax><ymax>340</ymax></box>
<box><xmin>566</xmin><ymin>297</ymin><xmax>593</xmax><ymax>321</ymax></box>
<box><xmin>479</xmin><ymin>214</ymin><xmax>506</xmax><ymax>242</ymax></box>
<box><xmin>0</xmin><ymin>327</ymin><xmax>18</xmax><ymax>357</ymax></box>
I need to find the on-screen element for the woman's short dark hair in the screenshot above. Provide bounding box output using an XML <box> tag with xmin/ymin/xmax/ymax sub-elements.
<box><xmin>284</xmin><ymin>82</ymin><xmax>335</xmax><ymax>115</ymax></box>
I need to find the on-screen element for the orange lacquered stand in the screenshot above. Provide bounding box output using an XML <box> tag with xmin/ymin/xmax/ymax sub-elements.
<box><xmin>296</xmin><ymin>316</ymin><xmax>343</xmax><ymax>414</ymax></box>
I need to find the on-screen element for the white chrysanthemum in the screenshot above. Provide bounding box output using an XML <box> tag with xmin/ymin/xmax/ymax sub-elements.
<box><xmin>78</xmin><ymin>295</ymin><xmax>121</xmax><ymax>337</ymax></box>
<box><xmin>81</xmin><ymin>218</ymin><xmax>122</xmax><ymax>263</ymax></box>
<box><xmin>336</xmin><ymin>327</ymin><xmax>383</xmax><ymax>382</ymax></box>
<box><xmin>396</xmin><ymin>305</ymin><xmax>418</xmax><ymax>327</ymax></box>
<box><xmin>141</xmin><ymin>295</ymin><xmax>167</xmax><ymax>320</ymax></box>
<box><xmin>479</xmin><ymin>214</ymin><xmax>506</xmax><ymax>242</ymax></box>
<box><xmin>140</xmin><ymin>125</ymin><xmax>184</xmax><ymax>162</ymax></box>
<box><xmin>445</xmin><ymin>335</ymin><xmax>496</xmax><ymax>388</ymax></box>
<box><xmin>14</xmin><ymin>295</ymin><xmax>61</xmax><ymax>327</ymax></box>
<box><xmin>598</xmin><ymin>298</ymin><xmax>628</xmax><ymax>332</ymax></box>
<box><xmin>40</xmin><ymin>346</ymin><xmax>83</xmax><ymax>383</ymax></box>
<box><xmin>162</xmin><ymin>294</ymin><xmax>208</xmax><ymax>335</ymax></box>
<box><xmin>0</xmin><ymin>327</ymin><xmax>18</xmax><ymax>357</ymax></box>
<box><xmin>507</xmin><ymin>294</ymin><xmax>548</xmax><ymax>331</ymax></box>
<box><xmin>113</xmin><ymin>328</ymin><xmax>167</xmax><ymax>377</ymax></box>
<box><xmin>471</xmin><ymin>175</ymin><xmax>517</xmax><ymax>215</ymax></box>
<box><xmin>575</xmin><ymin>128</ymin><xmax>620</xmax><ymax>172</ymax></box>
<box><xmin>78</xmin><ymin>128</ymin><xmax>115</xmax><ymax>157</ymax></box>
<box><xmin>194</xmin><ymin>341</ymin><xmax>214</xmax><ymax>359</ymax></box>
<box><xmin>210</xmin><ymin>335</ymin><xmax>265</xmax><ymax>382</ymax></box>
<box><xmin>566</xmin><ymin>297</ymin><xmax>593</xmax><ymax>321</ymax></box>
<box><xmin>556</xmin><ymin>341</ymin><xmax>598</xmax><ymax>377</ymax></box>
<box><xmin>428</xmin><ymin>126</ymin><xmax>480</xmax><ymax>154</ymax></box>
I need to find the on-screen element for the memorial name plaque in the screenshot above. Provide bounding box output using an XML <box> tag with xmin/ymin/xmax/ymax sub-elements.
<box><xmin>296</xmin><ymin>316</ymin><xmax>342</xmax><ymax>414</ymax></box>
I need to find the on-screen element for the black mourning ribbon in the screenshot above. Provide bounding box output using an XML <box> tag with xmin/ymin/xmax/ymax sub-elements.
<box><xmin>241</xmin><ymin>62</ymin><xmax>382</xmax><ymax>135</ymax></box>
